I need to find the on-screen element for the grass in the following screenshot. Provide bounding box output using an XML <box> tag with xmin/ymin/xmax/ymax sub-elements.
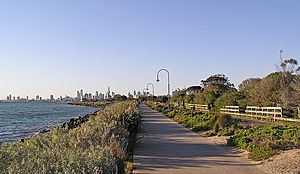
<box><xmin>0</xmin><ymin>101</ymin><xmax>141</xmax><ymax>174</ymax></box>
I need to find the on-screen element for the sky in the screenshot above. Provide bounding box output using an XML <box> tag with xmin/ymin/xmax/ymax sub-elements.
<box><xmin>0</xmin><ymin>0</ymin><xmax>300</xmax><ymax>99</ymax></box>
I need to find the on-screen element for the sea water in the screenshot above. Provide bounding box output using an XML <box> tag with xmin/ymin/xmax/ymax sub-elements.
<box><xmin>0</xmin><ymin>102</ymin><xmax>98</xmax><ymax>142</ymax></box>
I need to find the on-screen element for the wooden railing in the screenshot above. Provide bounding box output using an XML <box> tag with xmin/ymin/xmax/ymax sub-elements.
<box><xmin>169</xmin><ymin>102</ymin><xmax>300</xmax><ymax>123</ymax></box>
<box><xmin>172</xmin><ymin>102</ymin><xmax>209</xmax><ymax>112</ymax></box>
<box><xmin>245</xmin><ymin>106</ymin><xmax>282</xmax><ymax>118</ymax></box>
<box><xmin>186</xmin><ymin>103</ymin><xmax>209</xmax><ymax>112</ymax></box>
<box><xmin>220</xmin><ymin>106</ymin><xmax>240</xmax><ymax>114</ymax></box>
<box><xmin>220</xmin><ymin>105</ymin><xmax>300</xmax><ymax>123</ymax></box>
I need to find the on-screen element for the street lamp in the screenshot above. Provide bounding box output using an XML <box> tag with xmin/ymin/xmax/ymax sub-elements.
<box><xmin>156</xmin><ymin>68</ymin><xmax>170</xmax><ymax>107</ymax></box>
<box><xmin>147</xmin><ymin>83</ymin><xmax>154</xmax><ymax>100</ymax></box>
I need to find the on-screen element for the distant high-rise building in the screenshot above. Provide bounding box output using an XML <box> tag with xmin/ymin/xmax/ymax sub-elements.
<box><xmin>95</xmin><ymin>91</ymin><xmax>99</xmax><ymax>99</ymax></box>
<box><xmin>9</xmin><ymin>95</ymin><xmax>12</xmax><ymax>101</ymax></box>
<box><xmin>98</xmin><ymin>93</ymin><xmax>104</xmax><ymax>99</ymax></box>
<box><xmin>77</xmin><ymin>91</ymin><xmax>81</xmax><ymax>100</ymax></box>
<box><xmin>105</xmin><ymin>87</ymin><xmax>111</xmax><ymax>99</ymax></box>
<box><xmin>111</xmin><ymin>92</ymin><xmax>115</xmax><ymax>98</ymax></box>
<box><xmin>50</xmin><ymin>95</ymin><xmax>54</xmax><ymax>101</ymax></box>
<box><xmin>13</xmin><ymin>96</ymin><xmax>16</xmax><ymax>101</ymax></box>
<box><xmin>17</xmin><ymin>96</ymin><xmax>20</xmax><ymax>101</ymax></box>
<box><xmin>137</xmin><ymin>91</ymin><xmax>141</xmax><ymax>97</ymax></box>
<box><xmin>36</xmin><ymin>95</ymin><xmax>39</xmax><ymax>101</ymax></box>
<box><xmin>80</xmin><ymin>89</ymin><xmax>84</xmax><ymax>97</ymax></box>
<box><xmin>26</xmin><ymin>96</ymin><xmax>29</xmax><ymax>101</ymax></box>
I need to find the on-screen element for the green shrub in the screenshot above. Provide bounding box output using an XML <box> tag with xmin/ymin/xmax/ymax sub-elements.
<box><xmin>217</xmin><ymin>127</ymin><xmax>235</xmax><ymax>136</ymax></box>
<box><xmin>248</xmin><ymin>145</ymin><xmax>277</xmax><ymax>161</ymax></box>
<box><xmin>173</xmin><ymin>114</ymin><xmax>188</xmax><ymax>125</ymax></box>
<box><xmin>228</xmin><ymin>125</ymin><xmax>300</xmax><ymax>160</ymax></box>
<box><xmin>167</xmin><ymin>110</ymin><xmax>176</xmax><ymax>118</ymax></box>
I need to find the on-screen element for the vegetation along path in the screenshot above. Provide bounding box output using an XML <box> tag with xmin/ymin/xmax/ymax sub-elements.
<box><xmin>133</xmin><ymin>104</ymin><xmax>265</xmax><ymax>174</ymax></box>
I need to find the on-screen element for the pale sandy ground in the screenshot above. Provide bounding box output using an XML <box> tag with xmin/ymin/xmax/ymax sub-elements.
<box><xmin>203</xmin><ymin>135</ymin><xmax>300</xmax><ymax>174</ymax></box>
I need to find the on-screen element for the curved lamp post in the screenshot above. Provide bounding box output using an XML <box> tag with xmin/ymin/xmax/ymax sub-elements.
<box><xmin>156</xmin><ymin>68</ymin><xmax>170</xmax><ymax>107</ymax></box>
<box><xmin>147</xmin><ymin>83</ymin><xmax>155</xmax><ymax>100</ymax></box>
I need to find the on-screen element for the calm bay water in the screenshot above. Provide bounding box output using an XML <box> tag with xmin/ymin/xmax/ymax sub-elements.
<box><xmin>0</xmin><ymin>102</ymin><xmax>98</xmax><ymax>143</ymax></box>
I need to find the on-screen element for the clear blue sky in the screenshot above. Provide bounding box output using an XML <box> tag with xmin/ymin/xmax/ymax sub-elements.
<box><xmin>1</xmin><ymin>0</ymin><xmax>300</xmax><ymax>99</ymax></box>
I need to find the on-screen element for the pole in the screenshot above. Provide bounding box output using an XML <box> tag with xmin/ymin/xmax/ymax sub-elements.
<box><xmin>157</xmin><ymin>69</ymin><xmax>170</xmax><ymax>107</ymax></box>
<box><xmin>147</xmin><ymin>83</ymin><xmax>155</xmax><ymax>101</ymax></box>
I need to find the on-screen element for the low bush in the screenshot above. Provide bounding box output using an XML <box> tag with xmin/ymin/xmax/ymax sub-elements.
<box><xmin>228</xmin><ymin>125</ymin><xmax>300</xmax><ymax>160</ymax></box>
<box><xmin>248</xmin><ymin>145</ymin><xmax>277</xmax><ymax>161</ymax></box>
<box><xmin>217</xmin><ymin>127</ymin><xmax>235</xmax><ymax>136</ymax></box>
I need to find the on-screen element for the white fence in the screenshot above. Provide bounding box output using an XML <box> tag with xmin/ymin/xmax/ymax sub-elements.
<box><xmin>220</xmin><ymin>105</ymin><xmax>300</xmax><ymax>123</ymax></box>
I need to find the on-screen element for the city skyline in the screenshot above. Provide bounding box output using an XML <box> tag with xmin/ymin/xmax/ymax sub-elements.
<box><xmin>3</xmin><ymin>89</ymin><xmax>107</xmax><ymax>101</ymax></box>
<box><xmin>1</xmin><ymin>1</ymin><xmax>300</xmax><ymax>99</ymax></box>
<box><xmin>2</xmin><ymin>88</ymin><xmax>143</xmax><ymax>101</ymax></box>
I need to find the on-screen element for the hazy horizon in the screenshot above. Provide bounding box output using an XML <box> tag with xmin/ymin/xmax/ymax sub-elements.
<box><xmin>1</xmin><ymin>0</ymin><xmax>300</xmax><ymax>99</ymax></box>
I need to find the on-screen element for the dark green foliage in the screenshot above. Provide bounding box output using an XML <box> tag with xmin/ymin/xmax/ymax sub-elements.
<box><xmin>214</xmin><ymin>90</ymin><xmax>245</xmax><ymax>111</ymax></box>
<box><xmin>201</xmin><ymin>74</ymin><xmax>234</xmax><ymax>90</ymax></box>
<box><xmin>194</xmin><ymin>90</ymin><xmax>218</xmax><ymax>107</ymax></box>
<box><xmin>184</xmin><ymin>94</ymin><xmax>195</xmax><ymax>103</ymax></box>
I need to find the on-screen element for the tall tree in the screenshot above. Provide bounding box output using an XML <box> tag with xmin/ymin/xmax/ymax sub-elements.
<box><xmin>239</xmin><ymin>78</ymin><xmax>262</xmax><ymax>91</ymax></box>
<box><xmin>201</xmin><ymin>74</ymin><xmax>234</xmax><ymax>90</ymax></box>
<box><xmin>277</xmin><ymin>50</ymin><xmax>300</xmax><ymax>107</ymax></box>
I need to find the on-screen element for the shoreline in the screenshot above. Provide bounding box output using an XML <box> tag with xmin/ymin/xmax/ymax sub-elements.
<box><xmin>0</xmin><ymin>103</ymin><xmax>101</xmax><ymax>144</ymax></box>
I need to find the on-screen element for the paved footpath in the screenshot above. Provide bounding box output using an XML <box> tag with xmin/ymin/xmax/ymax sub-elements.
<box><xmin>133</xmin><ymin>104</ymin><xmax>265</xmax><ymax>174</ymax></box>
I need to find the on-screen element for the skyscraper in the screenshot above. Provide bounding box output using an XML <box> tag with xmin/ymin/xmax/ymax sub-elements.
<box><xmin>50</xmin><ymin>95</ymin><xmax>54</xmax><ymax>102</ymax></box>
<box><xmin>95</xmin><ymin>91</ymin><xmax>99</xmax><ymax>99</ymax></box>
<box><xmin>105</xmin><ymin>87</ymin><xmax>111</xmax><ymax>99</ymax></box>
<box><xmin>77</xmin><ymin>91</ymin><xmax>81</xmax><ymax>100</ymax></box>
<box><xmin>80</xmin><ymin>89</ymin><xmax>84</xmax><ymax>99</ymax></box>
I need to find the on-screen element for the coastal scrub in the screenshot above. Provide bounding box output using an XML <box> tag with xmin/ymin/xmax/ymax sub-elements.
<box><xmin>0</xmin><ymin>101</ymin><xmax>141</xmax><ymax>174</ymax></box>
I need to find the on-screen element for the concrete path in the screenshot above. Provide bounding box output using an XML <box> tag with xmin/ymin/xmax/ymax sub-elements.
<box><xmin>133</xmin><ymin>104</ymin><xmax>265</xmax><ymax>174</ymax></box>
